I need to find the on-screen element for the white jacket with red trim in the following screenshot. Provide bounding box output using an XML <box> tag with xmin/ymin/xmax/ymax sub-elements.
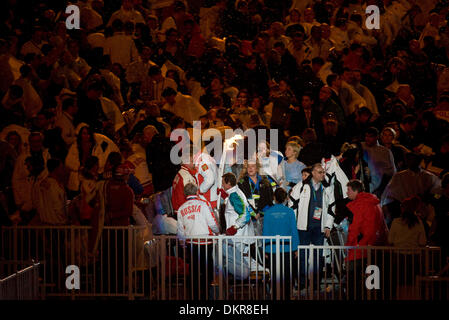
<box><xmin>177</xmin><ymin>195</ymin><xmax>220</xmax><ymax>243</ymax></box>
<box><xmin>171</xmin><ymin>165</ymin><xmax>198</xmax><ymax>213</ymax></box>
<box><xmin>194</xmin><ymin>152</ymin><xmax>219</xmax><ymax>208</ymax></box>
<box><xmin>125</xmin><ymin>153</ymin><xmax>152</xmax><ymax>187</ymax></box>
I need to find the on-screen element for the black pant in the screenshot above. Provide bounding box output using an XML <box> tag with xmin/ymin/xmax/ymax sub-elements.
<box><xmin>346</xmin><ymin>258</ymin><xmax>367</xmax><ymax>300</ymax></box>
<box><xmin>267</xmin><ymin>251</ymin><xmax>296</xmax><ymax>300</ymax></box>
<box><xmin>188</xmin><ymin>243</ymin><xmax>214</xmax><ymax>300</ymax></box>
<box><xmin>298</xmin><ymin>226</ymin><xmax>325</xmax><ymax>290</ymax></box>
<box><xmin>347</xmin><ymin>251</ymin><xmax>402</xmax><ymax>300</ymax></box>
<box><xmin>373</xmin><ymin>250</ymin><xmax>394</xmax><ymax>300</ymax></box>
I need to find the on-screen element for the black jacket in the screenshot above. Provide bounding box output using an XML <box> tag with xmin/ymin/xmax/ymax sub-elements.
<box><xmin>146</xmin><ymin>134</ymin><xmax>179</xmax><ymax>192</ymax></box>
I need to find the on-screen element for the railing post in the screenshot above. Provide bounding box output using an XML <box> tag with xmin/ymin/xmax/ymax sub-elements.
<box><xmin>34</xmin><ymin>263</ymin><xmax>39</xmax><ymax>300</ymax></box>
<box><xmin>70</xmin><ymin>226</ymin><xmax>75</xmax><ymax>300</ymax></box>
<box><xmin>70</xmin><ymin>226</ymin><xmax>75</xmax><ymax>268</ymax></box>
<box><xmin>275</xmin><ymin>235</ymin><xmax>280</xmax><ymax>300</ymax></box>
<box><xmin>425</xmin><ymin>247</ymin><xmax>430</xmax><ymax>276</ymax></box>
<box><xmin>160</xmin><ymin>235</ymin><xmax>166</xmax><ymax>300</ymax></box>
<box><xmin>128</xmin><ymin>226</ymin><xmax>134</xmax><ymax>300</ymax></box>
<box><xmin>15</xmin><ymin>270</ymin><xmax>20</xmax><ymax>299</ymax></box>
<box><xmin>13</xmin><ymin>226</ymin><xmax>18</xmax><ymax>262</ymax></box>
<box><xmin>218</xmin><ymin>236</ymin><xmax>223</xmax><ymax>300</ymax></box>
<box><xmin>309</xmin><ymin>245</ymin><xmax>313</xmax><ymax>299</ymax></box>
<box><xmin>367</xmin><ymin>247</ymin><xmax>372</xmax><ymax>301</ymax></box>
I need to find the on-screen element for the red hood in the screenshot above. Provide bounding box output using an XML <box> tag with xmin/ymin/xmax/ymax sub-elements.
<box><xmin>347</xmin><ymin>192</ymin><xmax>380</xmax><ymax>211</ymax></box>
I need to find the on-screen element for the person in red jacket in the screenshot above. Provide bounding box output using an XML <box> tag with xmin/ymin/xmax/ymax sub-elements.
<box><xmin>97</xmin><ymin>163</ymin><xmax>135</xmax><ymax>294</ymax></box>
<box><xmin>171</xmin><ymin>153</ymin><xmax>198</xmax><ymax>214</ymax></box>
<box><xmin>345</xmin><ymin>179</ymin><xmax>389</xmax><ymax>299</ymax></box>
<box><xmin>105</xmin><ymin>164</ymin><xmax>135</xmax><ymax>226</ymax></box>
<box><xmin>346</xmin><ymin>179</ymin><xmax>389</xmax><ymax>259</ymax></box>
<box><xmin>181</xmin><ymin>19</ymin><xmax>205</xmax><ymax>59</ymax></box>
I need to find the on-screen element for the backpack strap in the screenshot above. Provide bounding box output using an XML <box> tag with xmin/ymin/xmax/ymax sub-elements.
<box><xmin>289</xmin><ymin>194</ymin><xmax>300</xmax><ymax>210</ymax></box>
<box><xmin>327</xmin><ymin>201</ymin><xmax>336</xmax><ymax>217</ymax></box>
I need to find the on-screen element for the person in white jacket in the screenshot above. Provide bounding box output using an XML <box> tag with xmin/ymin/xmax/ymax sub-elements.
<box><xmin>222</xmin><ymin>172</ymin><xmax>257</xmax><ymax>241</ymax></box>
<box><xmin>322</xmin><ymin>155</ymin><xmax>349</xmax><ymax>199</ymax></box>
<box><xmin>221</xmin><ymin>172</ymin><xmax>265</xmax><ymax>280</ymax></box>
<box><xmin>103</xmin><ymin>19</ymin><xmax>139</xmax><ymax>69</ymax></box>
<box><xmin>177</xmin><ymin>183</ymin><xmax>220</xmax><ymax>242</ymax></box>
<box><xmin>289</xmin><ymin>163</ymin><xmax>335</xmax><ymax>236</ymax></box>
<box><xmin>161</xmin><ymin>87</ymin><xmax>207</xmax><ymax>126</ymax></box>
<box><xmin>288</xmin><ymin>163</ymin><xmax>335</xmax><ymax>288</ymax></box>
<box><xmin>65</xmin><ymin>124</ymin><xmax>119</xmax><ymax>193</ymax></box>
<box><xmin>54</xmin><ymin>97</ymin><xmax>77</xmax><ymax>147</ymax></box>
<box><xmin>257</xmin><ymin>140</ymin><xmax>286</xmax><ymax>190</ymax></box>
<box><xmin>107</xmin><ymin>0</ymin><xmax>145</xmax><ymax>27</ymax></box>
<box><xmin>13</xmin><ymin>65</ymin><xmax>42</xmax><ymax>119</ymax></box>
<box><xmin>35</xmin><ymin>158</ymin><xmax>69</xmax><ymax>225</ymax></box>
<box><xmin>193</xmin><ymin>149</ymin><xmax>219</xmax><ymax>209</ymax></box>
<box><xmin>176</xmin><ymin>182</ymin><xmax>219</xmax><ymax>300</ymax></box>
<box><xmin>99</xmin><ymin>96</ymin><xmax>126</xmax><ymax>133</ymax></box>
<box><xmin>337</xmin><ymin>69</ymin><xmax>367</xmax><ymax>116</ymax></box>
<box><xmin>352</xmin><ymin>70</ymin><xmax>379</xmax><ymax>116</ymax></box>
<box><xmin>119</xmin><ymin>138</ymin><xmax>152</xmax><ymax>195</ymax></box>
<box><xmin>347</xmin><ymin>16</ymin><xmax>378</xmax><ymax>48</ymax></box>
<box><xmin>12</xmin><ymin>132</ymin><xmax>50</xmax><ymax>215</ymax></box>
<box><xmin>330</xmin><ymin>19</ymin><xmax>351</xmax><ymax>52</ymax></box>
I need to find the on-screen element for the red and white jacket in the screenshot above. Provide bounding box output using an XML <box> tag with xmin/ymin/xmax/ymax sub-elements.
<box><xmin>193</xmin><ymin>152</ymin><xmax>219</xmax><ymax>208</ymax></box>
<box><xmin>177</xmin><ymin>195</ymin><xmax>220</xmax><ymax>244</ymax></box>
<box><xmin>171</xmin><ymin>165</ymin><xmax>198</xmax><ymax>213</ymax></box>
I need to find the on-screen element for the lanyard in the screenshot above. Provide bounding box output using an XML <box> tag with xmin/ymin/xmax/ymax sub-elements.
<box><xmin>311</xmin><ymin>183</ymin><xmax>322</xmax><ymax>202</ymax></box>
<box><xmin>249</xmin><ymin>175</ymin><xmax>260</xmax><ymax>194</ymax></box>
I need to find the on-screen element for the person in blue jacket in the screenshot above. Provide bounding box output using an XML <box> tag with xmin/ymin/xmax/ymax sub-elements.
<box><xmin>263</xmin><ymin>187</ymin><xmax>299</xmax><ymax>300</ymax></box>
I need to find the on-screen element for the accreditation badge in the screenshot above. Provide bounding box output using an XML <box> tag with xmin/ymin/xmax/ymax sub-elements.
<box><xmin>312</xmin><ymin>207</ymin><xmax>322</xmax><ymax>220</ymax></box>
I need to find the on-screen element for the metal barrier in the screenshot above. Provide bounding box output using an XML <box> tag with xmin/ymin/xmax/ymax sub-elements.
<box><xmin>1</xmin><ymin>227</ymin><xmax>444</xmax><ymax>300</ymax></box>
<box><xmin>0</xmin><ymin>261</ymin><xmax>40</xmax><ymax>300</ymax></box>
<box><xmin>294</xmin><ymin>245</ymin><xmax>442</xmax><ymax>300</ymax></box>
<box><xmin>144</xmin><ymin>236</ymin><xmax>443</xmax><ymax>301</ymax></box>
<box><xmin>417</xmin><ymin>258</ymin><xmax>449</xmax><ymax>300</ymax></box>
<box><xmin>1</xmin><ymin>225</ymin><xmax>150</xmax><ymax>299</ymax></box>
<box><xmin>417</xmin><ymin>276</ymin><xmax>449</xmax><ymax>300</ymax></box>
<box><xmin>144</xmin><ymin>235</ymin><xmax>291</xmax><ymax>300</ymax></box>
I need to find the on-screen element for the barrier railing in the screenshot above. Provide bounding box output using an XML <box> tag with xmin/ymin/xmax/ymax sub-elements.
<box><xmin>0</xmin><ymin>261</ymin><xmax>40</xmax><ymax>300</ymax></box>
<box><xmin>294</xmin><ymin>245</ymin><xmax>443</xmax><ymax>300</ymax></box>
<box><xmin>1</xmin><ymin>225</ymin><xmax>150</xmax><ymax>299</ymax></box>
<box><xmin>145</xmin><ymin>236</ymin><xmax>443</xmax><ymax>300</ymax></box>
<box><xmin>1</xmin><ymin>227</ymin><xmax>445</xmax><ymax>300</ymax></box>
<box><xmin>145</xmin><ymin>235</ymin><xmax>292</xmax><ymax>300</ymax></box>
